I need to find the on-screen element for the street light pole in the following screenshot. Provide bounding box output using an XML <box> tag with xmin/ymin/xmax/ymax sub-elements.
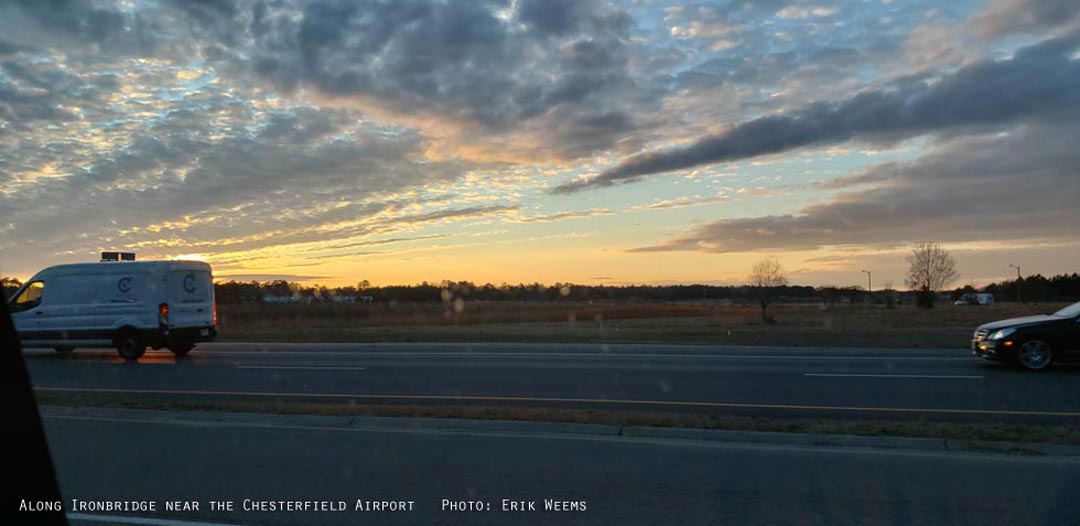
<box><xmin>1009</xmin><ymin>264</ymin><xmax>1022</xmax><ymax>303</ymax></box>
<box><xmin>861</xmin><ymin>269</ymin><xmax>872</xmax><ymax>303</ymax></box>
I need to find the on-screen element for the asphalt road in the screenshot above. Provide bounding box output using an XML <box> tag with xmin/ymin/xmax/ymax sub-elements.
<box><xmin>24</xmin><ymin>342</ymin><xmax>1080</xmax><ymax>422</ymax></box>
<box><xmin>41</xmin><ymin>410</ymin><xmax>1080</xmax><ymax>526</ymax></box>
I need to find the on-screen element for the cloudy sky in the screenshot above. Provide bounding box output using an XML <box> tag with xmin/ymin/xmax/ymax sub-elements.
<box><xmin>1</xmin><ymin>0</ymin><xmax>1078</xmax><ymax>288</ymax></box>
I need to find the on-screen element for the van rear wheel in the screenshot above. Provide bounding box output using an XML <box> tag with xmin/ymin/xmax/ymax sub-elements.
<box><xmin>115</xmin><ymin>332</ymin><xmax>146</xmax><ymax>361</ymax></box>
<box><xmin>54</xmin><ymin>346</ymin><xmax>74</xmax><ymax>356</ymax></box>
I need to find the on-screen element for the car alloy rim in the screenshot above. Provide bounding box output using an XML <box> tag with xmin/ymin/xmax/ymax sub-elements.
<box><xmin>1018</xmin><ymin>341</ymin><xmax>1051</xmax><ymax>369</ymax></box>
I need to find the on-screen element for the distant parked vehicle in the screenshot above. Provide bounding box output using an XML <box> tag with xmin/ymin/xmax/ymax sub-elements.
<box><xmin>7</xmin><ymin>255</ymin><xmax>217</xmax><ymax>360</ymax></box>
<box><xmin>971</xmin><ymin>300</ymin><xmax>1080</xmax><ymax>370</ymax></box>
<box><xmin>955</xmin><ymin>293</ymin><xmax>994</xmax><ymax>306</ymax></box>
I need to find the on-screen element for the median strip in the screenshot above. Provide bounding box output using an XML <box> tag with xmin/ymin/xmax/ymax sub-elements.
<box><xmin>34</xmin><ymin>386</ymin><xmax>1080</xmax><ymax>418</ymax></box>
<box><xmin>68</xmin><ymin>512</ymin><xmax>241</xmax><ymax>526</ymax></box>
<box><xmin>803</xmin><ymin>373</ymin><xmax>984</xmax><ymax>379</ymax></box>
<box><xmin>236</xmin><ymin>365</ymin><xmax>366</xmax><ymax>370</ymax></box>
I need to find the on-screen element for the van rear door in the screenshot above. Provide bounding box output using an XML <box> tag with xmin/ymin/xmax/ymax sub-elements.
<box><xmin>165</xmin><ymin>269</ymin><xmax>214</xmax><ymax>329</ymax></box>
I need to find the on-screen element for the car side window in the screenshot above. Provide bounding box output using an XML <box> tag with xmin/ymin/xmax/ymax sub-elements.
<box><xmin>10</xmin><ymin>281</ymin><xmax>44</xmax><ymax>313</ymax></box>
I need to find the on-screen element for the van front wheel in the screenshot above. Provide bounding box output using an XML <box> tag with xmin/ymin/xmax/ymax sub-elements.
<box><xmin>169</xmin><ymin>343</ymin><xmax>194</xmax><ymax>357</ymax></box>
<box><xmin>116</xmin><ymin>332</ymin><xmax>146</xmax><ymax>361</ymax></box>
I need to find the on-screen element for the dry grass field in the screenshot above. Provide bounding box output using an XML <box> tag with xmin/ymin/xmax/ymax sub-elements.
<box><xmin>216</xmin><ymin>301</ymin><xmax>1070</xmax><ymax>348</ymax></box>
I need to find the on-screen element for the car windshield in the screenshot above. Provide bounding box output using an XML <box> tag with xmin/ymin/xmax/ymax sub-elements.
<box><xmin>1053</xmin><ymin>301</ymin><xmax>1080</xmax><ymax>318</ymax></box>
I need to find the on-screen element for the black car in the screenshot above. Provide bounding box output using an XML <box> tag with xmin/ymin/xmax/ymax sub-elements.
<box><xmin>972</xmin><ymin>301</ymin><xmax>1080</xmax><ymax>370</ymax></box>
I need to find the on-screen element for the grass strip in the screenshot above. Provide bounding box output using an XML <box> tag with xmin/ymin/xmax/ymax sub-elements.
<box><xmin>36</xmin><ymin>391</ymin><xmax>1080</xmax><ymax>446</ymax></box>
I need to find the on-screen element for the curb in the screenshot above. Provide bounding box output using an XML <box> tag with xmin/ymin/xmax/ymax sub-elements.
<box><xmin>620</xmin><ymin>426</ymin><xmax>948</xmax><ymax>451</ymax></box>
<box><xmin>41</xmin><ymin>405</ymin><xmax>1080</xmax><ymax>458</ymax></box>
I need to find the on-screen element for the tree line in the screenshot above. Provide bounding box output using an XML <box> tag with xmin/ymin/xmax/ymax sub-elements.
<box><xmin>212</xmin><ymin>279</ymin><xmax>823</xmax><ymax>305</ymax></box>
<box><xmin>957</xmin><ymin>273</ymin><xmax>1080</xmax><ymax>304</ymax></box>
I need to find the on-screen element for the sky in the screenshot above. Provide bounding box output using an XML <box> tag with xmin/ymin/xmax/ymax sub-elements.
<box><xmin>1</xmin><ymin>0</ymin><xmax>1078</xmax><ymax>289</ymax></box>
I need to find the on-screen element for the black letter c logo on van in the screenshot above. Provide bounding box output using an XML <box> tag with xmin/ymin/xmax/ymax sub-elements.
<box><xmin>183</xmin><ymin>273</ymin><xmax>197</xmax><ymax>293</ymax></box>
<box><xmin>117</xmin><ymin>276</ymin><xmax>132</xmax><ymax>293</ymax></box>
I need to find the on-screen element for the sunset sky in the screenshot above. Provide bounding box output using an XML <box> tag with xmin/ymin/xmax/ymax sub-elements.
<box><xmin>1</xmin><ymin>0</ymin><xmax>1078</xmax><ymax>288</ymax></box>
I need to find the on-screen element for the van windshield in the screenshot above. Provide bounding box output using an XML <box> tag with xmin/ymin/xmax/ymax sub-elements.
<box><xmin>9</xmin><ymin>281</ymin><xmax>43</xmax><ymax>312</ymax></box>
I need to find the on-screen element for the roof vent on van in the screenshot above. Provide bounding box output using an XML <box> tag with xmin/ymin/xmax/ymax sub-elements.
<box><xmin>101</xmin><ymin>251</ymin><xmax>136</xmax><ymax>262</ymax></box>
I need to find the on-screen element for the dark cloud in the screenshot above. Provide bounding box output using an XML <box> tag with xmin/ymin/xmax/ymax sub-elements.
<box><xmin>242</xmin><ymin>0</ymin><xmax>645</xmax><ymax>158</ymax></box>
<box><xmin>0</xmin><ymin>39</ymin><xmax>24</xmax><ymax>56</ymax></box>
<box><xmin>628</xmin><ymin>122</ymin><xmax>1080</xmax><ymax>253</ymax></box>
<box><xmin>555</xmin><ymin>31</ymin><xmax>1080</xmax><ymax>193</ymax></box>
<box><xmin>257</xmin><ymin>108</ymin><xmax>352</xmax><ymax>144</ymax></box>
<box><xmin>252</xmin><ymin>0</ymin><xmax>517</xmax><ymax>126</ymax></box>
<box><xmin>318</xmin><ymin>234</ymin><xmax>448</xmax><ymax>252</ymax></box>
<box><xmin>3</xmin><ymin>0</ymin><xmax>126</xmax><ymax>44</ymax></box>
<box><xmin>517</xmin><ymin>0</ymin><xmax>584</xmax><ymax>36</ymax></box>
<box><xmin>214</xmin><ymin>274</ymin><xmax>330</xmax><ymax>282</ymax></box>
<box><xmin>396</xmin><ymin>205</ymin><xmax>520</xmax><ymax>224</ymax></box>
<box><xmin>971</xmin><ymin>0</ymin><xmax>1080</xmax><ymax>39</ymax></box>
<box><xmin>0</xmin><ymin>0</ymin><xmax>180</xmax><ymax>58</ymax></box>
<box><xmin>515</xmin><ymin>209</ymin><xmax>613</xmax><ymax>223</ymax></box>
<box><xmin>0</xmin><ymin>56</ymin><xmax>90</xmax><ymax>129</ymax></box>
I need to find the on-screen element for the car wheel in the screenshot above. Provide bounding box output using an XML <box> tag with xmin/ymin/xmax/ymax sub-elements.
<box><xmin>115</xmin><ymin>331</ymin><xmax>146</xmax><ymax>361</ymax></box>
<box><xmin>54</xmin><ymin>346</ymin><xmax>74</xmax><ymax>356</ymax></box>
<box><xmin>169</xmin><ymin>343</ymin><xmax>194</xmax><ymax>357</ymax></box>
<box><xmin>1016</xmin><ymin>339</ymin><xmax>1054</xmax><ymax>371</ymax></box>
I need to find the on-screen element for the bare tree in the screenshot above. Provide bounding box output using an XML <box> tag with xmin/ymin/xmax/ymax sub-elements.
<box><xmin>905</xmin><ymin>242</ymin><xmax>959</xmax><ymax>308</ymax></box>
<box><xmin>1</xmin><ymin>276</ymin><xmax>22</xmax><ymax>299</ymax></box>
<box><xmin>749</xmin><ymin>257</ymin><xmax>787</xmax><ymax>323</ymax></box>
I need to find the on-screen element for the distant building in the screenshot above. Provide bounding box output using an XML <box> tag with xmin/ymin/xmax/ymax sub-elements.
<box><xmin>262</xmin><ymin>294</ymin><xmax>373</xmax><ymax>304</ymax></box>
<box><xmin>262</xmin><ymin>295</ymin><xmax>312</xmax><ymax>304</ymax></box>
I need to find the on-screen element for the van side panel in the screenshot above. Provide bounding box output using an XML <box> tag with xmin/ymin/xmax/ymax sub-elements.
<box><xmin>40</xmin><ymin>274</ymin><xmax>99</xmax><ymax>335</ymax></box>
<box><xmin>92</xmin><ymin>271</ymin><xmax>160</xmax><ymax>331</ymax></box>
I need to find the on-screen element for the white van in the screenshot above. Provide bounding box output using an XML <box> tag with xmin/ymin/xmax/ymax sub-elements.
<box><xmin>954</xmin><ymin>292</ymin><xmax>995</xmax><ymax>306</ymax></box>
<box><xmin>7</xmin><ymin>260</ymin><xmax>217</xmax><ymax>359</ymax></box>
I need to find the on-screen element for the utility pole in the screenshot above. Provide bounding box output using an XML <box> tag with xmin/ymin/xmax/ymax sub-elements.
<box><xmin>861</xmin><ymin>269</ymin><xmax>872</xmax><ymax>303</ymax></box>
<box><xmin>1009</xmin><ymin>264</ymin><xmax>1022</xmax><ymax>303</ymax></box>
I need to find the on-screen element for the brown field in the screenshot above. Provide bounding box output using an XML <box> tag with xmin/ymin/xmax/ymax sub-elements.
<box><xmin>216</xmin><ymin>301</ymin><xmax>1069</xmax><ymax>348</ymax></box>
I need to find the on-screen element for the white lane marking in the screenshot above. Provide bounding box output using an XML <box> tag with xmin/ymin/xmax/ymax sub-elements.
<box><xmin>237</xmin><ymin>365</ymin><xmax>366</xmax><ymax>370</ymax></box>
<box><xmin>804</xmin><ymin>373</ymin><xmax>984</xmax><ymax>379</ymax></box>
<box><xmin>68</xmin><ymin>513</ymin><xmax>240</xmax><ymax>526</ymax></box>
<box><xmin>195</xmin><ymin>351</ymin><xmax>970</xmax><ymax>361</ymax></box>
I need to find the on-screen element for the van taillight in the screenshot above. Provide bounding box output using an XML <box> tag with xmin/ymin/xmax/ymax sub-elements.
<box><xmin>212</xmin><ymin>300</ymin><xmax>218</xmax><ymax>326</ymax></box>
<box><xmin>159</xmin><ymin>303</ymin><xmax>169</xmax><ymax>327</ymax></box>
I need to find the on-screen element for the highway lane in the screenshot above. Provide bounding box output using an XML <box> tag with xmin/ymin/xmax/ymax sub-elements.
<box><xmin>44</xmin><ymin>410</ymin><xmax>1080</xmax><ymax>526</ymax></box>
<box><xmin>24</xmin><ymin>342</ymin><xmax>1080</xmax><ymax>422</ymax></box>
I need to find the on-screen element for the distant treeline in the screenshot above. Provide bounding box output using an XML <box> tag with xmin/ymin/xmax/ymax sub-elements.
<box><xmin>215</xmin><ymin>279</ymin><xmax>825</xmax><ymax>305</ymax></box>
<box><xmin>5</xmin><ymin>273</ymin><xmax>1079</xmax><ymax>305</ymax></box>
<box><xmin>209</xmin><ymin>273</ymin><xmax>1080</xmax><ymax>305</ymax></box>
<box><xmin>955</xmin><ymin>273</ymin><xmax>1080</xmax><ymax>303</ymax></box>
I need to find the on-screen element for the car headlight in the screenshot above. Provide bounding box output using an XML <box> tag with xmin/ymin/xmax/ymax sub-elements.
<box><xmin>988</xmin><ymin>328</ymin><xmax>1017</xmax><ymax>340</ymax></box>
